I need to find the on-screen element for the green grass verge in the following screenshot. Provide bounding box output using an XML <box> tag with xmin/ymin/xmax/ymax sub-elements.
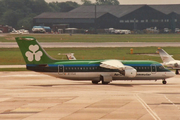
<box><xmin>0</xmin><ymin>68</ymin><xmax>27</xmax><ymax>71</ymax></box>
<box><xmin>1</xmin><ymin>34</ymin><xmax>180</xmax><ymax>42</ymax></box>
<box><xmin>1</xmin><ymin>47</ymin><xmax>180</xmax><ymax>65</ymax></box>
<box><xmin>1</xmin><ymin>47</ymin><xmax>180</xmax><ymax>71</ymax></box>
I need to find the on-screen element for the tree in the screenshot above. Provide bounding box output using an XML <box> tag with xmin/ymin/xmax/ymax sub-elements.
<box><xmin>48</xmin><ymin>2</ymin><xmax>61</xmax><ymax>12</ymax></box>
<box><xmin>96</xmin><ymin>0</ymin><xmax>119</xmax><ymax>5</ymax></box>
<box><xmin>81</xmin><ymin>0</ymin><xmax>93</xmax><ymax>5</ymax></box>
<box><xmin>0</xmin><ymin>0</ymin><xmax>80</xmax><ymax>29</ymax></box>
<box><xmin>30</xmin><ymin>0</ymin><xmax>49</xmax><ymax>14</ymax></box>
<box><xmin>48</xmin><ymin>1</ymin><xmax>79</xmax><ymax>12</ymax></box>
<box><xmin>58</xmin><ymin>1</ymin><xmax>79</xmax><ymax>12</ymax></box>
<box><xmin>1</xmin><ymin>9</ymin><xmax>24</xmax><ymax>28</ymax></box>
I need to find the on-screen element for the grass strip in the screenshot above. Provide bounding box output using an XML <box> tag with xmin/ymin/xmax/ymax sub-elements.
<box><xmin>1</xmin><ymin>34</ymin><xmax>180</xmax><ymax>42</ymax></box>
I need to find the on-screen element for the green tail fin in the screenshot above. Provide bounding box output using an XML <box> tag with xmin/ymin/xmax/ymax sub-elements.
<box><xmin>16</xmin><ymin>37</ymin><xmax>56</xmax><ymax>64</ymax></box>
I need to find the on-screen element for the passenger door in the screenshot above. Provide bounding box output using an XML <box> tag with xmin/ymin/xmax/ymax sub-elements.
<box><xmin>58</xmin><ymin>65</ymin><xmax>64</xmax><ymax>75</ymax></box>
<box><xmin>151</xmin><ymin>64</ymin><xmax>157</xmax><ymax>74</ymax></box>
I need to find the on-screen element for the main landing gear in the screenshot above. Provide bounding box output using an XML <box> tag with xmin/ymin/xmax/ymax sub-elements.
<box><xmin>91</xmin><ymin>80</ymin><xmax>110</xmax><ymax>84</ymax></box>
<box><xmin>92</xmin><ymin>81</ymin><xmax>99</xmax><ymax>84</ymax></box>
<box><xmin>176</xmin><ymin>69</ymin><xmax>179</xmax><ymax>75</ymax></box>
<box><xmin>162</xmin><ymin>79</ymin><xmax>167</xmax><ymax>84</ymax></box>
<box><xmin>92</xmin><ymin>75</ymin><xmax>111</xmax><ymax>84</ymax></box>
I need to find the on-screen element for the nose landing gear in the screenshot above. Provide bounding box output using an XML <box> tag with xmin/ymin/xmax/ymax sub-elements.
<box><xmin>162</xmin><ymin>79</ymin><xmax>167</xmax><ymax>84</ymax></box>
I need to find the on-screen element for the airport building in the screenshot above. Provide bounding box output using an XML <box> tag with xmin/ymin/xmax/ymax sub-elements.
<box><xmin>33</xmin><ymin>4</ymin><xmax>180</xmax><ymax>32</ymax></box>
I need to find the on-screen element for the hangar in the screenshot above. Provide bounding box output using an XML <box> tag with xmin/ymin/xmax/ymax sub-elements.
<box><xmin>33</xmin><ymin>4</ymin><xmax>180</xmax><ymax>31</ymax></box>
<box><xmin>33</xmin><ymin>12</ymin><xmax>119</xmax><ymax>30</ymax></box>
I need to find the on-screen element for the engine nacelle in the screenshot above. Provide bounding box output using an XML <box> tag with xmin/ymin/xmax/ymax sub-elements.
<box><xmin>125</xmin><ymin>68</ymin><xmax>137</xmax><ymax>78</ymax></box>
<box><xmin>174</xmin><ymin>63</ymin><xmax>179</xmax><ymax>67</ymax></box>
<box><xmin>119</xmin><ymin>66</ymin><xmax>137</xmax><ymax>78</ymax></box>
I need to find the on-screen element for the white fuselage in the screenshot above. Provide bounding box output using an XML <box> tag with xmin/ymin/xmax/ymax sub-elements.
<box><xmin>43</xmin><ymin>71</ymin><xmax>175</xmax><ymax>81</ymax></box>
<box><xmin>163</xmin><ymin>60</ymin><xmax>180</xmax><ymax>69</ymax></box>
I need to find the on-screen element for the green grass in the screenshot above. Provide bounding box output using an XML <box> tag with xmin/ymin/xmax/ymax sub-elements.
<box><xmin>1</xmin><ymin>34</ymin><xmax>180</xmax><ymax>42</ymax></box>
<box><xmin>1</xmin><ymin>47</ymin><xmax>180</xmax><ymax>71</ymax></box>
<box><xmin>0</xmin><ymin>68</ymin><xmax>27</xmax><ymax>71</ymax></box>
<box><xmin>1</xmin><ymin>47</ymin><xmax>180</xmax><ymax>65</ymax></box>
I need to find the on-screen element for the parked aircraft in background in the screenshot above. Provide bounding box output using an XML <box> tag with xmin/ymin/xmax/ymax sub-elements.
<box><xmin>58</xmin><ymin>53</ymin><xmax>76</xmax><ymax>60</ymax></box>
<box><xmin>158</xmin><ymin>48</ymin><xmax>180</xmax><ymax>74</ymax></box>
<box><xmin>15</xmin><ymin>37</ymin><xmax>175</xmax><ymax>84</ymax></box>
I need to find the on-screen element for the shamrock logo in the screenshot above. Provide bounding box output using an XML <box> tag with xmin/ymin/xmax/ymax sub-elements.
<box><xmin>25</xmin><ymin>45</ymin><xmax>43</xmax><ymax>62</ymax></box>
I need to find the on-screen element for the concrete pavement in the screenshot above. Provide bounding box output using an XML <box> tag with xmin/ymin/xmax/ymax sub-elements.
<box><xmin>1</xmin><ymin>42</ymin><xmax>180</xmax><ymax>48</ymax></box>
<box><xmin>0</xmin><ymin>71</ymin><xmax>180</xmax><ymax>120</ymax></box>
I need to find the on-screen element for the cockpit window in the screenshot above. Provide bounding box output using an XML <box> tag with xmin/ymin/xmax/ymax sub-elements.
<box><xmin>158</xmin><ymin>66</ymin><xmax>165</xmax><ymax>69</ymax></box>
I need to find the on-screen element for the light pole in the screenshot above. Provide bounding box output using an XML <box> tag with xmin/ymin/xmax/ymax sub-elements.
<box><xmin>94</xmin><ymin>0</ymin><xmax>97</xmax><ymax>34</ymax></box>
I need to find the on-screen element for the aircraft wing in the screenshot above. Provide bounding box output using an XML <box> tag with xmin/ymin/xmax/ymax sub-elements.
<box><xmin>100</xmin><ymin>60</ymin><xmax>137</xmax><ymax>78</ymax></box>
<box><xmin>100</xmin><ymin>60</ymin><xmax>125</xmax><ymax>70</ymax></box>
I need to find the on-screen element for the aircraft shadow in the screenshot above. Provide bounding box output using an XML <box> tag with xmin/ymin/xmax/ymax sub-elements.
<box><xmin>30</xmin><ymin>82</ymin><xmax>176</xmax><ymax>87</ymax></box>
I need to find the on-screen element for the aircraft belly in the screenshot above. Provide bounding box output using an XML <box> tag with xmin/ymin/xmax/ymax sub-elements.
<box><xmin>113</xmin><ymin>72</ymin><xmax>168</xmax><ymax>80</ymax></box>
<box><xmin>42</xmin><ymin>72</ymin><xmax>168</xmax><ymax>81</ymax></box>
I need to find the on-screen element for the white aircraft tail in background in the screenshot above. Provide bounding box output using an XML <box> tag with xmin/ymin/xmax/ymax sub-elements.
<box><xmin>158</xmin><ymin>48</ymin><xmax>180</xmax><ymax>74</ymax></box>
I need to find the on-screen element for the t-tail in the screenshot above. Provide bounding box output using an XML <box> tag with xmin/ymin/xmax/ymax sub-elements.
<box><xmin>16</xmin><ymin>37</ymin><xmax>57</xmax><ymax>70</ymax></box>
<box><xmin>157</xmin><ymin>48</ymin><xmax>174</xmax><ymax>63</ymax></box>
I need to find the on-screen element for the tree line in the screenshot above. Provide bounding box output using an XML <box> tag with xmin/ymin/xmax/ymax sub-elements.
<box><xmin>0</xmin><ymin>0</ymin><xmax>119</xmax><ymax>30</ymax></box>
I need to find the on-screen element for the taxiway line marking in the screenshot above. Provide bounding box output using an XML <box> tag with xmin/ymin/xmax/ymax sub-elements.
<box><xmin>135</xmin><ymin>94</ymin><xmax>161</xmax><ymax>120</ymax></box>
<box><xmin>164</xmin><ymin>95</ymin><xmax>180</xmax><ymax>110</ymax></box>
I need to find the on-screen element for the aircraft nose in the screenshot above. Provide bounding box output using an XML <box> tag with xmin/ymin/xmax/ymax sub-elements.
<box><xmin>167</xmin><ymin>71</ymin><xmax>176</xmax><ymax>78</ymax></box>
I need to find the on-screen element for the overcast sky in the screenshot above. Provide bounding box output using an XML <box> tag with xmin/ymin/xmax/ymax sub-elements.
<box><xmin>45</xmin><ymin>0</ymin><xmax>180</xmax><ymax>4</ymax></box>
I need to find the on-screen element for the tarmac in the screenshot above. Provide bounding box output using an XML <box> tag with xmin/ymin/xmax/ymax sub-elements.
<box><xmin>1</xmin><ymin>42</ymin><xmax>180</xmax><ymax>48</ymax></box>
<box><xmin>0</xmin><ymin>71</ymin><xmax>180</xmax><ymax>120</ymax></box>
<box><xmin>0</xmin><ymin>65</ymin><xmax>25</xmax><ymax>68</ymax></box>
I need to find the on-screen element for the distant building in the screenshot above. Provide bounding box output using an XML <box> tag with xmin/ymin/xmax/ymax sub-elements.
<box><xmin>33</xmin><ymin>4</ymin><xmax>180</xmax><ymax>31</ymax></box>
<box><xmin>0</xmin><ymin>25</ymin><xmax>13</xmax><ymax>33</ymax></box>
<box><xmin>33</xmin><ymin>12</ymin><xmax>119</xmax><ymax>30</ymax></box>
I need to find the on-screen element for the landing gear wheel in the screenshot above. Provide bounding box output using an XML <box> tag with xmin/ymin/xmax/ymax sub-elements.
<box><xmin>92</xmin><ymin>81</ymin><xmax>99</xmax><ymax>84</ymax></box>
<box><xmin>102</xmin><ymin>81</ymin><xmax>110</xmax><ymax>84</ymax></box>
<box><xmin>176</xmin><ymin>69</ymin><xmax>179</xmax><ymax>75</ymax></box>
<box><xmin>162</xmin><ymin>80</ymin><xmax>167</xmax><ymax>84</ymax></box>
<box><xmin>100</xmin><ymin>75</ymin><xmax>112</xmax><ymax>84</ymax></box>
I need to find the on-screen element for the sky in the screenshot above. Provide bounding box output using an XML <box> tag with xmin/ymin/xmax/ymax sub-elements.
<box><xmin>45</xmin><ymin>0</ymin><xmax>180</xmax><ymax>4</ymax></box>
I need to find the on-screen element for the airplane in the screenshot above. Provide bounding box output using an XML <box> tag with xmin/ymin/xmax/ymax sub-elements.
<box><xmin>157</xmin><ymin>48</ymin><xmax>180</xmax><ymax>74</ymax></box>
<box><xmin>15</xmin><ymin>37</ymin><xmax>175</xmax><ymax>84</ymax></box>
<box><xmin>58</xmin><ymin>53</ymin><xmax>76</xmax><ymax>60</ymax></box>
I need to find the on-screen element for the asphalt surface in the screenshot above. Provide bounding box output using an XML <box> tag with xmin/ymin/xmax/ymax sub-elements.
<box><xmin>1</xmin><ymin>42</ymin><xmax>180</xmax><ymax>48</ymax></box>
<box><xmin>0</xmin><ymin>71</ymin><xmax>180</xmax><ymax>120</ymax></box>
<box><xmin>0</xmin><ymin>65</ymin><xmax>25</xmax><ymax>68</ymax></box>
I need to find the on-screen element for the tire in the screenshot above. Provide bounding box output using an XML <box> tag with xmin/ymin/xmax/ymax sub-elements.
<box><xmin>162</xmin><ymin>80</ymin><xmax>167</xmax><ymax>84</ymax></box>
<box><xmin>92</xmin><ymin>81</ymin><xmax>99</xmax><ymax>84</ymax></box>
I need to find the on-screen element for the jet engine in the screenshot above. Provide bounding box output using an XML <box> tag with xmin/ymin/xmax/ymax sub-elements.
<box><xmin>119</xmin><ymin>66</ymin><xmax>137</xmax><ymax>78</ymax></box>
<box><xmin>174</xmin><ymin>63</ymin><xmax>179</xmax><ymax>67</ymax></box>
